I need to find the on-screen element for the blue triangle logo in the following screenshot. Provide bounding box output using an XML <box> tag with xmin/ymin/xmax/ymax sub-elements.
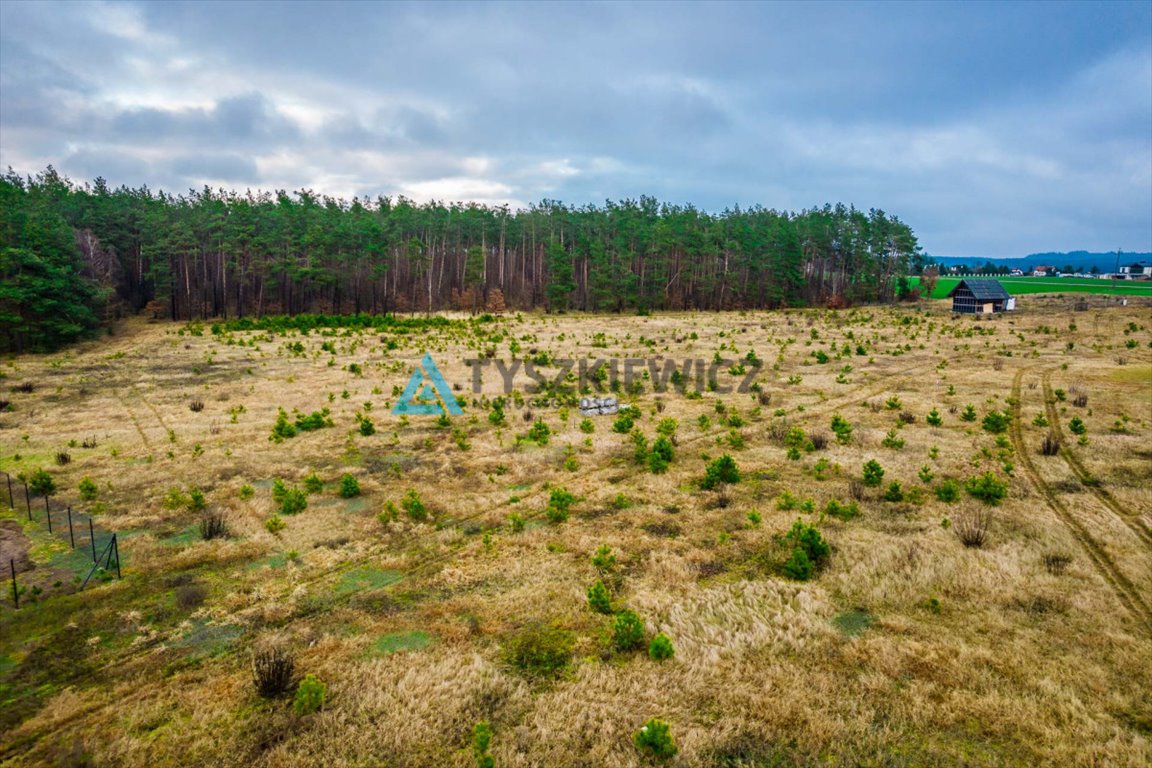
<box><xmin>393</xmin><ymin>353</ymin><xmax>463</xmax><ymax>415</ymax></box>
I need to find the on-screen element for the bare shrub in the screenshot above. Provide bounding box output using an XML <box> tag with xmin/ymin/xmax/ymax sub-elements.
<box><xmin>707</xmin><ymin>493</ymin><xmax>730</xmax><ymax>510</ymax></box>
<box><xmin>0</xmin><ymin>398</ymin><xmax>9</xmax><ymax>412</ymax></box>
<box><xmin>209</xmin><ymin>421</ymin><xmax>222</xmax><ymax>435</ymax></box>
<box><xmin>1044</xmin><ymin>552</ymin><xmax>1073</xmax><ymax>575</ymax></box>
<box><xmin>1040</xmin><ymin>434</ymin><xmax>1060</xmax><ymax>456</ymax></box>
<box><xmin>11</xmin><ymin>382</ymin><xmax>34</xmax><ymax>393</ymax></box>
<box><xmin>847</xmin><ymin>478</ymin><xmax>865</xmax><ymax>501</ymax></box>
<box><xmin>1072</xmin><ymin>393</ymin><xmax>1088</xmax><ymax>408</ymax></box>
<box><xmin>163</xmin><ymin>572</ymin><xmax>194</xmax><ymax>588</ymax></box>
<box><xmin>1115</xmin><ymin>356</ymin><xmax>1127</xmax><ymax>366</ymax></box>
<box><xmin>899</xmin><ymin>411</ymin><xmax>916</xmax><ymax>424</ymax></box>
<box><xmin>992</xmin><ymin>357</ymin><xmax>1004</xmax><ymax>371</ymax></box>
<box><xmin>694</xmin><ymin>560</ymin><xmax>726</xmax><ymax>578</ymax></box>
<box><xmin>252</xmin><ymin>638</ymin><xmax>295</xmax><ymax>698</ymax></box>
<box><xmin>175</xmin><ymin>583</ymin><xmax>208</xmax><ymax>610</ymax></box>
<box><xmin>503</xmin><ymin>622</ymin><xmax>574</xmax><ymax>678</ymax></box>
<box><xmin>1012</xmin><ymin>594</ymin><xmax>1067</xmax><ymax>615</ymax></box>
<box><xmin>757</xmin><ymin>390</ymin><xmax>772</xmax><ymax>406</ymax></box>
<box><xmin>199</xmin><ymin>510</ymin><xmax>228</xmax><ymax>540</ymax></box>
<box><xmin>522</xmin><ymin>409</ymin><xmax>534</xmax><ymax>422</ymax></box>
<box><xmin>189</xmin><ymin>400</ymin><xmax>205</xmax><ymax>412</ymax></box>
<box><xmin>808</xmin><ymin>431</ymin><xmax>829</xmax><ymax>450</ymax></box>
<box><xmin>48</xmin><ymin>737</ymin><xmax>94</xmax><ymax>768</ymax></box>
<box><xmin>767</xmin><ymin>422</ymin><xmax>790</xmax><ymax>444</ymax></box>
<box><xmin>954</xmin><ymin>509</ymin><xmax>990</xmax><ymax>548</ymax></box>
<box><xmin>55</xmin><ymin>451</ymin><xmax>72</xmax><ymax>466</ymax></box>
<box><xmin>867</xmin><ymin>400</ymin><xmax>882</xmax><ymax>413</ymax></box>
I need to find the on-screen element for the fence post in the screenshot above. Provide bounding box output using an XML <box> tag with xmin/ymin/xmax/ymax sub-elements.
<box><xmin>5</xmin><ymin>473</ymin><xmax>12</xmax><ymax>510</ymax></box>
<box><xmin>67</xmin><ymin>506</ymin><xmax>75</xmax><ymax>548</ymax></box>
<box><xmin>112</xmin><ymin>535</ymin><xmax>121</xmax><ymax>579</ymax></box>
<box><xmin>45</xmin><ymin>496</ymin><xmax>52</xmax><ymax>533</ymax></box>
<box><xmin>89</xmin><ymin>518</ymin><xmax>97</xmax><ymax>562</ymax></box>
<box><xmin>10</xmin><ymin>559</ymin><xmax>17</xmax><ymax>610</ymax></box>
<box><xmin>24</xmin><ymin>482</ymin><xmax>31</xmax><ymax>520</ymax></box>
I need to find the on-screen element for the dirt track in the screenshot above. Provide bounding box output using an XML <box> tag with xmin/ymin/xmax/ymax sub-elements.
<box><xmin>0</xmin><ymin>520</ymin><xmax>33</xmax><ymax>574</ymax></box>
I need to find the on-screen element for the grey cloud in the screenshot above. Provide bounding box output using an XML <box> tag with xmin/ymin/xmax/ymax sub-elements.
<box><xmin>167</xmin><ymin>152</ymin><xmax>260</xmax><ymax>183</ymax></box>
<box><xmin>111</xmin><ymin>93</ymin><xmax>300</xmax><ymax>146</ymax></box>
<box><xmin>61</xmin><ymin>147</ymin><xmax>154</xmax><ymax>186</ymax></box>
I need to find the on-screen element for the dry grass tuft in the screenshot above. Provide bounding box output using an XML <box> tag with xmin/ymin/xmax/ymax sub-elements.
<box><xmin>954</xmin><ymin>508</ymin><xmax>991</xmax><ymax>548</ymax></box>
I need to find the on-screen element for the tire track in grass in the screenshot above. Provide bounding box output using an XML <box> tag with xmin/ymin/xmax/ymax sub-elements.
<box><xmin>113</xmin><ymin>390</ymin><xmax>154</xmax><ymax>455</ymax></box>
<box><xmin>782</xmin><ymin>360</ymin><xmax>937</xmax><ymax>422</ymax></box>
<box><xmin>134</xmin><ymin>386</ymin><xmax>174</xmax><ymax>439</ymax></box>
<box><xmin>98</xmin><ymin>354</ymin><xmax>164</xmax><ymax>458</ymax></box>
<box><xmin>1040</xmin><ymin>371</ymin><xmax>1152</xmax><ymax>548</ymax></box>
<box><xmin>1010</xmin><ymin>367</ymin><xmax>1152</xmax><ymax>634</ymax></box>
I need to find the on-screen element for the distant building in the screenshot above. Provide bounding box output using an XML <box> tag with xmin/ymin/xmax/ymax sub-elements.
<box><xmin>1118</xmin><ymin>262</ymin><xmax>1151</xmax><ymax>280</ymax></box>
<box><xmin>1032</xmin><ymin>265</ymin><xmax>1056</xmax><ymax>277</ymax></box>
<box><xmin>1010</xmin><ymin>268</ymin><xmax>1024</xmax><ymax>276</ymax></box>
<box><xmin>947</xmin><ymin>279</ymin><xmax>1013</xmax><ymax>314</ymax></box>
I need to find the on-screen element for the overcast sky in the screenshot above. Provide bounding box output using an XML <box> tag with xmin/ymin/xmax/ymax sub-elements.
<box><xmin>1</xmin><ymin>1</ymin><xmax>1149</xmax><ymax>257</ymax></box>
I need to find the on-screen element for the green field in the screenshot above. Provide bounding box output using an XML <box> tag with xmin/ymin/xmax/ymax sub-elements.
<box><xmin>912</xmin><ymin>275</ymin><xmax>1152</xmax><ymax>299</ymax></box>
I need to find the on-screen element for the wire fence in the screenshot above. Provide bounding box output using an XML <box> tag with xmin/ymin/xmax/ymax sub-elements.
<box><xmin>3</xmin><ymin>469</ymin><xmax>121</xmax><ymax>609</ymax></box>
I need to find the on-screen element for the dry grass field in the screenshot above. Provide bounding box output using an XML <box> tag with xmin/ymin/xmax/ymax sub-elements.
<box><xmin>1</xmin><ymin>296</ymin><xmax>1150</xmax><ymax>767</ymax></box>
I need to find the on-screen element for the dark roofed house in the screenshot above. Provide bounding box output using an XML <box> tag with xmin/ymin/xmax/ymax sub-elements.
<box><xmin>1118</xmin><ymin>262</ymin><xmax>1151</xmax><ymax>279</ymax></box>
<box><xmin>946</xmin><ymin>279</ymin><xmax>1013</xmax><ymax>314</ymax></box>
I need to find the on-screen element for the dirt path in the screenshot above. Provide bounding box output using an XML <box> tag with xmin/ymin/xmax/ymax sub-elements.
<box><xmin>0</xmin><ymin>521</ymin><xmax>33</xmax><ymax>574</ymax></box>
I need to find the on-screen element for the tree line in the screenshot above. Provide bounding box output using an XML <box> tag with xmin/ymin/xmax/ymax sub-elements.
<box><xmin>940</xmin><ymin>261</ymin><xmax>1102</xmax><ymax>276</ymax></box>
<box><xmin>1</xmin><ymin>166</ymin><xmax>923</xmax><ymax>352</ymax></box>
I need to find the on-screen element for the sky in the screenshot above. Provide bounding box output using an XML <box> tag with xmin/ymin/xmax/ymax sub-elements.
<box><xmin>1</xmin><ymin>1</ymin><xmax>1149</xmax><ymax>258</ymax></box>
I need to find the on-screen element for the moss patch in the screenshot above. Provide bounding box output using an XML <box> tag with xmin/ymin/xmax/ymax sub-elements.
<box><xmin>833</xmin><ymin>610</ymin><xmax>873</xmax><ymax>637</ymax></box>
<box><xmin>335</xmin><ymin>567</ymin><xmax>403</xmax><ymax>595</ymax></box>
<box><xmin>371</xmin><ymin>630</ymin><xmax>431</xmax><ymax>656</ymax></box>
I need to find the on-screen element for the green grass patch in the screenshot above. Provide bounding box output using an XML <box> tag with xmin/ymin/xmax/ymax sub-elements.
<box><xmin>1110</xmin><ymin>365</ymin><xmax>1152</xmax><ymax>385</ymax></box>
<box><xmin>833</xmin><ymin>610</ymin><xmax>873</xmax><ymax>637</ymax></box>
<box><xmin>50</xmin><ymin>547</ymin><xmax>100</xmax><ymax>581</ymax></box>
<box><xmin>341</xmin><ymin>498</ymin><xmax>369</xmax><ymax>514</ymax></box>
<box><xmin>172</xmin><ymin>619</ymin><xmax>244</xmax><ymax>658</ymax></box>
<box><xmin>26</xmin><ymin>530</ymin><xmax>71</xmax><ymax>565</ymax></box>
<box><xmin>913</xmin><ymin>276</ymin><xmax>1152</xmax><ymax>299</ymax></box>
<box><xmin>246</xmin><ymin>552</ymin><xmax>289</xmax><ymax>571</ymax></box>
<box><xmin>371</xmin><ymin>630</ymin><xmax>432</xmax><ymax>656</ymax></box>
<box><xmin>313</xmin><ymin>497</ymin><xmax>370</xmax><ymax>514</ymax></box>
<box><xmin>161</xmin><ymin>524</ymin><xmax>201</xmax><ymax>547</ymax></box>
<box><xmin>335</xmin><ymin>567</ymin><xmax>403</xmax><ymax>595</ymax></box>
